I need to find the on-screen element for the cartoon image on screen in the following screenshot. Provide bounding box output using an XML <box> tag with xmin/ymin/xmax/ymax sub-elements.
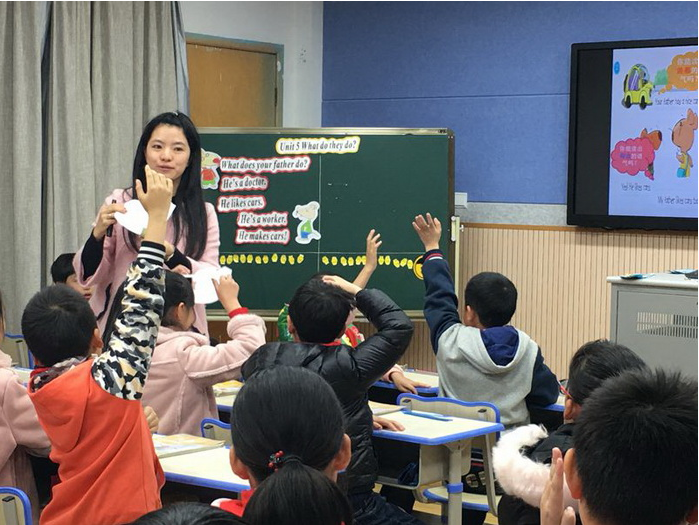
<box><xmin>622</xmin><ymin>64</ymin><xmax>654</xmax><ymax>109</ymax></box>
<box><xmin>608</xmin><ymin>46</ymin><xmax>697</xmax><ymax>218</ymax></box>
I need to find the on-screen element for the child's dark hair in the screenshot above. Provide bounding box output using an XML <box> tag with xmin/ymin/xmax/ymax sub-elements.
<box><xmin>50</xmin><ymin>253</ymin><xmax>76</xmax><ymax>284</ymax></box>
<box><xmin>162</xmin><ymin>271</ymin><xmax>195</xmax><ymax>327</ymax></box>
<box><xmin>128</xmin><ymin>502</ymin><xmax>248</xmax><ymax>525</ymax></box>
<box><xmin>464</xmin><ymin>272</ymin><xmax>517</xmax><ymax>327</ymax></box>
<box><xmin>288</xmin><ymin>278</ymin><xmax>353</xmax><ymax>343</ymax></box>
<box><xmin>232</xmin><ymin>366</ymin><xmax>353</xmax><ymax>525</ymax></box>
<box><xmin>574</xmin><ymin>369</ymin><xmax>697</xmax><ymax>525</ymax></box>
<box><xmin>22</xmin><ymin>285</ymin><xmax>97</xmax><ymax>366</ymax></box>
<box><xmin>126</xmin><ymin>111</ymin><xmax>207</xmax><ymax>259</ymax></box>
<box><xmin>566</xmin><ymin>339</ymin><xmax>647</xmax><ymax>405</ymax></box>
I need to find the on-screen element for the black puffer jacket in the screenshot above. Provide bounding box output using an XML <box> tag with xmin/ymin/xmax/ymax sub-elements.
<box><xmin>241</xmin><ymin>288</ymin><xmax>413</xmax><ymax>494</ymax></box>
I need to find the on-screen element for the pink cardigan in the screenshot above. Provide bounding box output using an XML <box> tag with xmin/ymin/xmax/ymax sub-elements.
<box><xmin>0</xmin><ymin>352</ymin><xmax>51</xmax><ymax>521</ymax></box>
<box><xmin>140</xmin><ymin>313</ymin><xmax>266</xmax><ymax>436</ymax></box>
<box><xmin>74</xmin><ymin>188</ymin><xmax>220</xmax><ymax>336</ymax></box>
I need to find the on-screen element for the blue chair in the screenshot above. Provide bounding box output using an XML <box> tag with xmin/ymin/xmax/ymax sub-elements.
<box><xmin>395</xmin><ymin>394</ymin><xmax>502</xmax><ymax>517</ymax></box>
<box><xmin>0</xmin><ymin>486</ymin><xmax>32</xmax><ymax>525</ymax></box>
<box><xmin>200</xmin><ymin>418</ymin><xmax>232</xmax><ymax>445</ymax></box>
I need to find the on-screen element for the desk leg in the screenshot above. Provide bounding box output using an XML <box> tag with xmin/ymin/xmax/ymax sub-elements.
<box><xmin>445</xmin><ymin>442</ymin><xmax>464</xmax><ymax>525</ymax></box>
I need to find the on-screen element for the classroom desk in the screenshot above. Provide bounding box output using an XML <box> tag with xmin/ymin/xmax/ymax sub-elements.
<box><xmin>217</xmin><ymin>393</ymin><xmax>404</xmax><ymax>417</ymax></box>
<box><xmin>216</xmin><ymin>394</ymin><xmax>237</xmax><ymax>414</ymax></box>
<box><xmin>159</xmin><ymin>446</ymin><xmax>250</xmax><ymax>494</ymax></box>
<box><xmin>373</xmin><ymin>411</ymin><xmax>504</xmax><ymax>525</ymax></box>
<box><xmin>544</xmin><ymin>394</ymin><xmax>565</xmax><ymax>412</ymax></box>
<box><xmin>10</xmin><ymin>366</ymin><xmax>31</xmax><ymax>384</ymax></box>
<box><xmin>370</xmin><ymin>370</ymin><xmax>440</xmax><ymax>404</ymax></box>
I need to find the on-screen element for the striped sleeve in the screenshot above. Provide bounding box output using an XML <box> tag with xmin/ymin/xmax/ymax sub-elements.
<box><xmin>91</xmin><ymin>242</ymin><xmax>166</xmax><ymax>399</ymax></box>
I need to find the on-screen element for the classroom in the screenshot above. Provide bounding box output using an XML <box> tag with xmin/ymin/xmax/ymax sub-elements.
<box><xmin>0</xmin><ymin>2</ymin><xmax>697</xmax><ymax>525</ymax></box>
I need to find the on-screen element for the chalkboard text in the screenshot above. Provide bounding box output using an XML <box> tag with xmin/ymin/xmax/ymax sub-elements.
<box><xmin>275</xmin><ymin>137</ymin><xmax>361</xmax><ymax>155</ymax></box>
<box><xmin>237</xmin><ymin>211</ymin><xmax>289</xmax><ymax>228</ymax></box>
<box><xmin>220</xmin><ymin>156</ymin><xmax>311</xmax><ymax>173</ymax></box>
<box><xmin>235</xmin><ymin>228</ymin><xmax>291</xmax><ymax>245</ymax></box>
<box><xmin>217</xmin><ymin>195</ymin><xmax>266</xmax><ymax>212</ymax></box>
<box><xmin>220</xmin><ymin>175</ymin><xmax>269</xmax><ymax>192</ymax></box>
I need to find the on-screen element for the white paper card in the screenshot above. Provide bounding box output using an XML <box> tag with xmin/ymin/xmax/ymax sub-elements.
<box><xmin>192</xmin><ymin>266</ymin><xmax>232</xmax><ymax>304</ymax></box>
<box><xmin>114</xmin><ymin>200</ymin><xmax>176</xmax><ymax>235</ymax></box>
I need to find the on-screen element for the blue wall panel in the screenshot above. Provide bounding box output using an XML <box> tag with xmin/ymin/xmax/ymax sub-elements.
<box><xmin>322</xmin><ymin>1</ymin><xmax>698</xmax><ymax>204</ymax></box>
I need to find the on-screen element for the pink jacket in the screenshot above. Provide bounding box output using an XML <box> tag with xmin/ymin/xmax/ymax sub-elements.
<box><xmin>0</xmin><ymin>352</ymin><xmax>51</xmax><ymax>521</ymax></box>
<box><xmin>74</xmin><ymin>188</ymin><xmax>220</xmax><ymax>335</ymax></box>
<box><xmin>140</xmin><ymin>313</ymin><xmax>266</xmax><ymax>436</ymax></box>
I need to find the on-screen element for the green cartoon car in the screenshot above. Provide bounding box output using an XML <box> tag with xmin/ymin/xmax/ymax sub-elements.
<box><xmin>622</xmin><ymin>64</ymin><xmax>653</xmax><ymax>109</ymax></box>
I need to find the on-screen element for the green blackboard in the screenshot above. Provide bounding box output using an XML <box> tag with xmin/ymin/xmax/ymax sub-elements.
<box><xmin>199</xmin><ymin>128</ymin><xmax>454</xmax><ymax>314</ymax></box>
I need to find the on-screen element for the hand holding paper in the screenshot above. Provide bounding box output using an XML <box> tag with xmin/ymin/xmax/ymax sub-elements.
<box><xmin>191</xmin><ymin>266</ymin><xmax>234</xmax><ymax>305</ymax></box>
<box><xmin>114</xmin><ymin>199</ymin><xmax>176</xmax><ymax>236</ymax></box>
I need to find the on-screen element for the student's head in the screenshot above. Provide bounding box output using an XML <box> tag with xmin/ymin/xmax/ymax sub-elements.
<box><xmin>230</xmin><ymin>366</ymin><xmax>353</xmax><ymax>525</ymax></box>
<box><xmin>288</xmin><ymin>277</ymin><xmax>354</xmax><ymax>343</ymax></box>
<box><xmin>129</xmin><ymin>502</ymin><xmax>248</xmax><ymax>525</ymax></box>
<box><xmin>22</xmin><ymin>285</ymin><xmax>101</xmax><ymax>366</ymax></box>
<box><xmin>129</xmin><ymin>111</ymin><xmax>207</xmax><ymax>259</ymax></box>
<box><xmin>564</xmin><ymin>369</ymin><xmax>698</xmax><ymax>525</ymax></box>
<box><xmin>563</xmin><ymin>339</ymin><xmax>647</xmax><ymax>421</ymax></box>
<box><xmin>162</xmin><ymin>271</ymin><xmax>195</xmax><ymax>331</ymax></box>
<box><xmin>50</xmin><ymin>253</ymin><xmax>94</xmax><ymax>300</ymax></box>
<box><xmin>463</xmin><ymin>272</ymin><xmax>517</xmax><ymax>328</ymax></box>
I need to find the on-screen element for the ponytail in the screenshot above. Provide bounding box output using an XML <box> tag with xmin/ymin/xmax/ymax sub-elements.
<box><xmin>231</xmin><ymin>366</ymin><xmax>351</xmax><ymax>525</ymax></box>
<box><xmin>244</xmin><ymin>458</ymin><xmax>353</xmax><ymax>525</ymax></box>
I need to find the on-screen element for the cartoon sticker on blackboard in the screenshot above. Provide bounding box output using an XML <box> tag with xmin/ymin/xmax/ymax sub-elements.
<box><xmin>201</xmin><ymin>149</ymin><xmax>221</xmax><ymax>190</ymax></box>
<box><xmin>292</xmin><ymin>201</ymin><xmax>321</xmax><ymax>244</ymax></box>
<box><xmin>672</xmin><ymin>108</ymin><xmax>697</xmax><ymax>178</ymax></box>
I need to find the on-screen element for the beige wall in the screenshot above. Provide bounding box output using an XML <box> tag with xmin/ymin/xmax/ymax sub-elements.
<box><xmin>357</xmin><ymin>224</ymin><xmax>697</xmax><ymax>378</ymax></box>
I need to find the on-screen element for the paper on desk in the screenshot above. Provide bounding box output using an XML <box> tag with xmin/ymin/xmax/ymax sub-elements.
<box><xmin>152</xmin><ymin>434</ymin><xmax>224</xmax><ymax>458</ymax></box>
<box><xmin>213</xmin><ymin>380</ymin><xmax>243</xmax><ymax>396</ymax></box>
<box><xmin>114</xmin><ymin>200</ymin><xmax>176</xmax><ymax>235</ymax></box>
<box><xmin>192</xmin><ymin>266</ymin><xmax>233</xmax><ymax>304</ymax></box>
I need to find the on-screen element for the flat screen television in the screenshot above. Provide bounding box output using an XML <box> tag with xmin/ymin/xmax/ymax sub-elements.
<box><xmin>567</xmin><ymin>37</ymin><xmax>698</xmax><ymax>231</ymax></box>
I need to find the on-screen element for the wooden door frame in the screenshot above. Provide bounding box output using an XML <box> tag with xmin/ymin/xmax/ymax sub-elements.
<box><xmin>185</xmin><ymin>33</ymin><xmax>284</xmax><ymax>126</ymax></box>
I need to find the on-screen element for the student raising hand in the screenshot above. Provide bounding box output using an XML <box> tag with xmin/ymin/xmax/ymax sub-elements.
<box><xmin>213</xmin><ymin>274</ymin><xmax>242</xmax><ymax>313</ymax></box>
<box><xmin>540</xmin><ymin>448</ymin><xmax>576</xmax><ymax>525</ymax></box>
<box><xmin>412</xmin><ymin>213</ymin><xmax>442</xmax><ymax>251</ymax></box>
<box><xmin>137</xmin><ymin>166</ymin><xmax>173</xmax><ymax>245</ymax></box>
<box><xmin>322</xmin><ymin>274</ymin><xmax>362</xmax><ymax>296</ymax></box>
<box><xmin>353</xmin><ymin>229</ymin><xmax>382</xmax><ymax>289</ymax></box>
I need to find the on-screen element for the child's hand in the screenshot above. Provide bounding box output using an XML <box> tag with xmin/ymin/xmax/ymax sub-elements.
<box><xmin>137</xmin><ymin>166</ymin><xmax>173</xmax><ymax>218</ymax></box>
<box><xmin>164</xmin><ymin>241</ymin><xmax>175</xmax><ymax>260</ymax></box>
<box><xmin>171</xmin><ymin>265</ymin><xmax>191</xmax><ymax>275</ymax></box>
<box><xmin>322</xmin><ymin>275</ymin><xmax>361</xmax><ymax>296</ymax></box>
<box><xmin>214</xmin><ymin>274</ymin><xmax>242</xmax><ymax>312</ymax></box>
<box><xmin>365</xmin><ymin>229</ymin><xmax>382</xmax><ymax>270</ymax></box>
<box><xmin>93</xmin><ymin>201</ymin><xmax>127</xmax><ymax>240</ymax></box>
<box><xmin>412</xmin><ymin>213</ymin><xmax>441</xmax><ymax>252</ymax></box>
<box><xmin>540</xmin><ymin>447</ymin><xmax>576</xmax><ymax>525</ymax></box>
<box><xmin>143</xmin><ymin>406</ymin><xmax>159</xmax><ymax>433</ymax></box>
<box><xmin>137</xmin><ymin>166</ymin><xmax>173</xmax><ymax>244</ymax></box>
<box><xmin>372</xmin><ymin>416</ymin><xmax>405</xmax><ymax>432</ymax></box>
<box><xmin>390</xmin><ymin>371</ymin><xmax>431</xmax><ymax>395</ymax></box>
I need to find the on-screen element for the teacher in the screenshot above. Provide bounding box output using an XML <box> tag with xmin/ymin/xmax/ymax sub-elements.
<box><xmin>74</xmin><ymin>111</ymin><xmax>220</xmax><ymax>336</ymax></box>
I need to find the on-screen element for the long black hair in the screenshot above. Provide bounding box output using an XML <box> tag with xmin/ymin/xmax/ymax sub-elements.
<box><xmin>128</xmin><ymin>502</ymin><xmax>248</xmax><ymax>525</ymax></box>
<box><xmin>232</xmin><ymin>366</ymin><xmax>353</xmax><ymax>525</ymax></box>
<box><xmin>125</xmin><ymin>111</ymin><xmax>207</xmax><ymax>259</ymax></box>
